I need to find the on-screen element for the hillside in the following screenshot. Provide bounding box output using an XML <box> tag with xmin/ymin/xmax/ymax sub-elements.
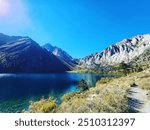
<box><xmin>78</xmin><ymin>34</ymin><xmax>150</xmax><ymax>69</ymax></box>
<box><xmin>130</xmin><ymin>48</ymin><xmax>150</xmax><ymax>66</ymax></box>
<box><xmin>0</xmin><ymin>33</ymin><xmax>70</xmax><ymax>73</ymax></box>
<box><xmin>57</xmin><ymin>68</ymin><xmax>150</xmax><ymax>113</ymax></box>
<box><xmin>28</xmin><ymin>68</ymin><xmax>150</xmax><ymax>113</ymax></box>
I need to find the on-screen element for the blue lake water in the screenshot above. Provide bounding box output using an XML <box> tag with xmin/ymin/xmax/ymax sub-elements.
<box><xmin>0</xmin><ymin>73</ymin><xmax>108</xmax><ymax>113</ymax></box>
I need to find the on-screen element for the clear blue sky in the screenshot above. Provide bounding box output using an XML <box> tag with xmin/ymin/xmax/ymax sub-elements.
<box><xmin>0</xmin><ymin>0</ymin><xmax>150</xmax><ymax>58</ymax></box>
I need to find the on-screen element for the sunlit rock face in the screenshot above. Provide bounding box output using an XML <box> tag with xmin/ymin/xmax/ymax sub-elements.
<box><xmin>78</xmin><ymin>34</ymin><xmax>150</xmax><ymax>69</ymax></box>
<box><xmin>43</xmin><ymin>43</ymin><xmax>79</xmax><ymax>70</ymax></box>
<box><xmin>130</xmin><ymin>48</ymin><xmax>150</xmax><ymax>66</ymax></box>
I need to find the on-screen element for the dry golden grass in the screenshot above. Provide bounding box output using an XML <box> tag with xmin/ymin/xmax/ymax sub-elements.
<box><xmin>135</xmin><ymin>70</ymin><xmax>150</xmax><ymax>90</ymax></box>
<box><xmin>96</xmin><ymin>77</ymin><xmax>115</xmax><ymax>84</ymax></box>
<box><xmin>29</xmin><ymin>97</ymin><xmax>57</xmax><ymax>113</ymax></box>
<box><xmin>57</xmin><ymin>68</ymin><xmax>150</xmax><ymax>113</ymax></box>
<box><xmin>57</xmin><ymin>77</ymin><xmax>129</xmax><ymax>113</ymax></box>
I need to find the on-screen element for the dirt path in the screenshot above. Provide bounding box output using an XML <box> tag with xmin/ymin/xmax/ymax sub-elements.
<box><xmin>127</xmin><ymin>85</ymin><xmax>150</xmax><ymax>113</ymax></box>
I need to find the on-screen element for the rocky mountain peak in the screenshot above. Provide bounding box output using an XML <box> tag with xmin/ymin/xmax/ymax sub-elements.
<box><xmin>78</xmin><ymin>34</ymin><xmax>150</xmax><ymax>69</ymax></box>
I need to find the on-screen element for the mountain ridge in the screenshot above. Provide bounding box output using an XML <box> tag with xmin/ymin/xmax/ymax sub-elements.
<box><xmin>0</xmin><ymin>33</ymin><xmax>70</xmax><ymax>73</ymax></box>
<box><xmin>78</xmin><ymin>34</ymin><xmax>150</xmax><ymax>69</ymax></box>
<box><xmin>43</xmin><ymin>43</ymin><xmax>78</xmax><ymax>69</ymax></box>
<box><xmin>0</xmin><ymin>33</ymin><xmax>150</xmax><ymax>72</ymax></box>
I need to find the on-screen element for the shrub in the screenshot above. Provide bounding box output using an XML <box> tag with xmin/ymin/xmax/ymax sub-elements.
<box><xmin>77</xmin><ymin>79</ymin><xmax>89</xmax><ymax>92</ymax></box>
<box><xmin>29</xmin><ymin>97</ymin><xmax>57</xmax><ymax>113</ymax></box>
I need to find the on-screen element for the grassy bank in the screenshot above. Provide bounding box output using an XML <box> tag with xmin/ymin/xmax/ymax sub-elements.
<box><xmin>28</xmin><ymin>68</ymin><xmax>150</xmax><ymax>113</ymax></box>
<box><xmin>67</xmin><ymin>69</ymin><xmax>101</xmax><ymax>74</ymax></box>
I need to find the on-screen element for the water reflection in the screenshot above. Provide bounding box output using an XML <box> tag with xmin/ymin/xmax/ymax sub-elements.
<box><xmin>0</xmin><ymin>73</ymin><xmax>103</xmax><ymax>112</ymax></box>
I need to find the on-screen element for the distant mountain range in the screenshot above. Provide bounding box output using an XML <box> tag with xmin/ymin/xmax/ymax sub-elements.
<box><xmin>43</xmin><ymin>43</ymin><xmax>78</xmax><ymax>69</ymax></box>
<box><xmin>0</xmin><ymin>33</ymin><xmax>70</xmax><ymax>73</ymax></box>
<box><xmin>78</xmin><ymin>34</ymin><xmax>150</xmax><ymax>69</ymax></box>
<box><xmin>0</xmin><ymin>33</ymin><xmax>149</xmax><ymax>73</ymax></box>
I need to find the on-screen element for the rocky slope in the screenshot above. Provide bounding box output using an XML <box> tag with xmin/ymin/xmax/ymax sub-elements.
<box><xmin>130</xmin><ymin>48</ymin><xmax>150</xmax><ymax>66</ymax></box>
<box><xmin>43</xmin><ymin>43</ymin><xmax>78</xmax><ymax>69</ymax></box>
<box><xmin>0</xmin><ymin>33</ymin><xmax>70</xmax><ymax>73</ymax></box>
<box><xmin>78</xmin><ymin>34</ymin><xmax>150</xmax><ymax>69</ymax></box>
<box><xmin>0</xmin><ymin>33</ymin><xmax>23</xmax><ymax>45</ymax></box>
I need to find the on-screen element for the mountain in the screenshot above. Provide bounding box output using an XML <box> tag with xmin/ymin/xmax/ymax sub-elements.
<box><xmin>0</xmin><ymin>33</ymin><xmax>70</xmax><ymax>73</ymax></box>
<box><xmin>43</xmin><ymin>43</ymin><xmax>78</xmax><ymax>69</ymax></box>
<box><xmin>130</xmin><ymin>48</ymin><xmax>150</xmax><ymax>66</ymax></box>
<box><xmin>0</xmin><ymin>33</ymin><xmax>23</xmax><ymax>45</ymax></box>
<box><xmin>1</xmin><ymin>33</ymin><xmax>149</xmax><ymax>72</ymax></box>
<box><xmin>78</xmin><ymin>34</ymin><xmax>150</xmax><ymax>69</ymax></box>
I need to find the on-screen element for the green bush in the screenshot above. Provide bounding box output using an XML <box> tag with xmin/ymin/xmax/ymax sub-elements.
<box><xmin>29</xmin><ymin>97</ymin><xmax>57</xmax><ymax>113</ymax></box>
<box><xmin>77</xmin><ymin>79</ymin><xmax>89</xmax><ymax>92</ymax></box>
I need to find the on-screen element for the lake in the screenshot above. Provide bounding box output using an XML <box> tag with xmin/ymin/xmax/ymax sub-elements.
<box><xmin>0</xmin><ymin>73</ymin><xmax>108</xmax><ymax>113</ymax></box>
